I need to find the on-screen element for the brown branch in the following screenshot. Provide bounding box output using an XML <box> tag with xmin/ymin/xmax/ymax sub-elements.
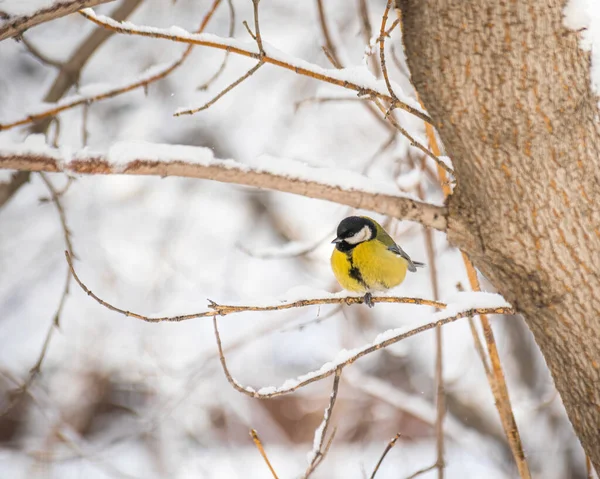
<box><xmin>371</xmin><ymin>97</ymin><xmax>454</xmax><ymax>177</ymax></box>
<box><xmin>315</xmin><ymin>0</ymin><xmax>340</xmax><ymax>67</ymax></box>
<box><xmin>21</xmin><ymin>36</ymin><xmax>63</xmax><ymax>68</ymax></box>
<box><xmin>176</xmin><ymin>61</ymin><xmax>263</xmax><ymax>115</ymax></box>
<box><xmin>369</xmin><ymin>433</ymin><xmax>401</xmax><ymax>479</ymax></box>
<box><xmin>78</xmin><ymin>9</ymin><xmax>432</xmax><ymax>124</ymax></box>
<box><xmin>303</xmin><ymin>369</ymin><xmax>341</xmax><ymax>478</ymax></box>
<box><xmin>379</xmin><ymin>1</ymin><xmax>398</xmax><ymax>102</ymax></box>
<box><xmin>197</xmin><ymin>0</ymin><xmax>235</xmax><ymax>90</ymax></box>
<box><xmin>0</xmin><ymin>0</ymin><xmax>223</xmax><ymax>133</ymax></box>
<box><xmin>1</xmin><ymin>148</ymin><xmax>448</xmax><ymax>231</ymax></box>
<box><xmin>358</xmin><ymin>0</ymin><xmax>380</xmax><ymax>77</ymax></box>
<box><xmin>66</xmin><ymin>248</ymin><xmax>447</xmax><ymax>323</ymax></box>
<box><xmin>0</xmin><ymin>0</ymin><xmax>114</xmax><ymax>42</ymax></box>
<box><xmin>462</xmin><ymin>254</ymin><xmax>531</xmax><ymax>479</ymax></box>
<box><xmin>250</xmin><ymin>429</ymin><xmax>279</xmax><ymax>479</ymax></box>
<box><xmin>0</xmin><ymin>0</ymin><xmax>141</xmax><ymax>207</ymax></box>
<box><xmin>405</xmin><ymin>464</ymin><xmax>438</xmax><ymax>479</ymax></box>
<box><xmin>213</xmin><ymin>306</ymin><xmax>514</xmax><ymax>399</ymax></box>
<box><xmin>0</xmin><ymin>171</ymin><xmax>30</xmax><ymax>208</ymax></box>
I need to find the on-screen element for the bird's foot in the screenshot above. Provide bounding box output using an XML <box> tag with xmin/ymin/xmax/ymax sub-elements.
<box><xmin>363</xmin><ymin>292</ymin><xmax>374</xmax><ymax>308</ymax></box>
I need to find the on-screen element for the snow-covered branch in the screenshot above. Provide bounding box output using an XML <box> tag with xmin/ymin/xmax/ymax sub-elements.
<box><xmin>0</xmin><ymin>140</ymin><xmax>448</xmax><ymax>230</ymax></box>
<box><xmin>213</xmin><ymin>292</ymin><xmax>513</xmax><ymax>399</ymax></box>
<box><xmin>0</xmin><ymin>0</ymin><xmax>114</xmax><ymax>42</ymax></box>
<box><xmin>79</xmin><ymin>7</ymin><xmax>431</xmax><ymax>124</ymax></box>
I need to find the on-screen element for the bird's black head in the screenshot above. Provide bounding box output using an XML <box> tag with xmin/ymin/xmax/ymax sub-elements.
<box><xmin>332</xmin><ymin>216</ymin><xmax>377</xmax><ymax>252</ymax></box>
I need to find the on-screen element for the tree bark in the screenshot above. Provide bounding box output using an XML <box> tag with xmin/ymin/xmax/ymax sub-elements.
<box><xmin>400</xmin><ymin>0</ymin><xmax>600</xmax><ymax>469</ymax></box>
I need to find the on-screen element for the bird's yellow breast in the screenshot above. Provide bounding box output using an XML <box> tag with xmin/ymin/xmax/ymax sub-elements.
<box><xmin>330</xmin><ymin>240</ymin><xmax>409</xmax><ymax>293</ymax></box>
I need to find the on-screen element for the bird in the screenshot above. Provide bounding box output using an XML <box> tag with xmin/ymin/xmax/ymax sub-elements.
<box><xmin>330</xmin><ymin>216</ymin><xmax>424</xmax><ymax>307</ymax></box>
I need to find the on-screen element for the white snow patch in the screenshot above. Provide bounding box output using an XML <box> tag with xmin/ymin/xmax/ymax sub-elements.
<box><xmin>564</xmin><ymin>0</ymin><xmax>600</xmax><ymax>95</ymax></box>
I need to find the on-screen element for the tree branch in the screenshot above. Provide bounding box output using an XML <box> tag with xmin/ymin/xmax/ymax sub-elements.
<box><xmin>0</xmin><ymin>0</ymin><xmax>115</xmax><ymax>42</ymax></box>
<box><xmin>78</xmin><ymin>8</ymin><xmax>431</xmax><ymax>124</ymax></box>
<box><xmin>0</xmin><ymin>143</ymin><xmax>448</xmax><ymax>231</ymax></box>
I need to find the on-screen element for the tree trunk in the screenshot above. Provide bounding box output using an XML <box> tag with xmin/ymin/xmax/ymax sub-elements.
<box><xmin>400</xmin><ymin>0</ymin><xmax>600</xmax><ymax>469</ymax></box>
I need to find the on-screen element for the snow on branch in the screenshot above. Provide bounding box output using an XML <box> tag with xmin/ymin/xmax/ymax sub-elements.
<box><xmin>78</xmin><ymin>7</ymin><xmax>432</xmax><ymax>124</ymax></box>
<box><xmin>0</xmin><ymin>0</ymin><xmax>114</xmax><ymax>42</ymax></box>
<box><xmin>214</xmin><ymin>292</ymin><xmax>513</xmax><ymax>399</ymax></box>
<box><xmin>1</xmin><ymin>140</ymin><xmax>448</xmax><ymax>230</ymax></box>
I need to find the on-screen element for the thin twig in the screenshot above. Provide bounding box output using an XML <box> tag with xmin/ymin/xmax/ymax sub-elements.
<box><xmin>418</xmin><ymin>109</ymin><xmax>445</xmax><ymax>479</ymax></box>
<box><xmin>175</xmin><ymin>61</ymin><xmax>263</xmax><ymax>116</ymax></box>
<box><xmin>197</xmin><ymin>0</ymin><xmax>235</xmax><ymax>90</ymax></box>
<box><xmin>76</xmin><ymin>9</ymin><xmax>432</xmax><ymax>124</ymax></box>
<box><xmin>379</xmin><ymin>0</ymin><xmax>399</xmax><ymax>102</ymax></box>
<box><xmin>250</xmin><ymin>429</ymin><xmax>279</xmax><ymax>479</ymax></box>
<box><xmin>371</xmin><ymin>97</ymin><xmax>454</xmax><ymax>177</ymax></box>
<box><xmin>369</xmin><ymin>433</ymin><xmax>401</xmax><ymax>479</ymax></box>
<box><xmin>316</xmin><ymin>0</ymin><xmax>340</xmax><ymax>67</ymax></box>
<box><xmin>303</xmin><ymin>369</ymin><xmax>341</xmax><ymax>478</ymax></box>
<box><xmin>251</xmin><ymin>0</ymin><xmax>264</xmax><ymax>55</ymax></box>
<box><xmin>0</xmin><ymin>174</ymin><xmax>76</xmax><ymax>416</ymax></box>
<box><xmin>357</xmin><ymin>0</ymin><xmax>380</xmax><ymax>77</ymax></box>
<box><xmin>434</xmin><ymin>323</ymin><xmax>445</xmax><ymax>478</ymax></box>
<box><xmin>461</xmin><ymin>254</ymin><xmax>531</xmax><ymax>479</ymax></box>
<box><xmin>586</xmin><ymin>455</ymin><xmax>593</xmax><ymax>479</ymax></box>
<box><xmin>213</xmin><ymin>305</ymin><xmax>514</xmax><ymax>399</ymax></box>
<box><xmin>0</xmin><ymin>0</ymin><xmax>113</xmax><ymax>41</ymax></box>
<box><xmin>65</xmin><ymin>250</ymin><xmax>448</xmax><ymax>323</ymax></box>
<box><xmin>21</xmin><ymin>36</ymin><xmax>63</xmax><ymax>68</ymax></box>
<box><xmin>0</xmin><ymin>0</ymin><xmax>223</xmax><ymax>133</ymax></box>
<box><xmin>405</xmin><ymin>463</ymin><xmax>437</xmax><ymax>479</ymax></box>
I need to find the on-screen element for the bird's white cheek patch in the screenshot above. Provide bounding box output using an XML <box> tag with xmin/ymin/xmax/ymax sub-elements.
<box><xmin>346</xmin><ymin>225</ymin><xmax>372</xmax><ymax>244</ymax></box>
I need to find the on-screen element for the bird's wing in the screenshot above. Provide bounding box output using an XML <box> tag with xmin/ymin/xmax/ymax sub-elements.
<box><xmin>387</xmin><ymin>243</ymin><xmax>425</xmax><ymax>272</ymax></box>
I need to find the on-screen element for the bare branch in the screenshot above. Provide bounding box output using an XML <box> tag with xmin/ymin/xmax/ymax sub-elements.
<box><xmin>303</xmin><ymin>369</ymin><xmax>341</xmax><ymax>478</ymax></box>
<box><xmin>371</xmin><ymin>97</ymin><xmax>454</xmax><ymax>177</ymax></box>
<box><xmin>213</xmin><ymin>304</ymin><xmax>514</xmax><ymax>399</ymax></box>
<box><xmin>357</xmin><ymin>0</ymin><xmax>380</xmax><ymax>77</ymax></box>
<box><xmin>0</xmin><ymin>0</ymin><xmax>223</xmax><ymax>133</ymax></box>
<box><xmin>315</xmin><ymin>0</ymin><xmax>340</xmax><ymax>67</ymax></box>
<box><xmin>20</xmin><ymin>36</ymin><xmax>63</xmax><ymax>68</ymax></box>
<box><xmin>0</xmin><ymin>171</ymin><xmax>30</xmax><ymax>208</ymax></box>
<box><xmin>379</xmin><ymin>1</ymin><xmax>399</xmax><ymax>101</ymax></box>
<box><xmin>369</xmin><ymin>433</ymin><xmax>401</xmax><ymax>479</ymax></box>
<box><xmin>66</xmin><ymin>248</ymin><xmax>448</xmax><ymax>323</ymax></box>
<box><xmin>0</xmin><ymin>145</ymin><xmax>448</xmax><ymax>231</ymax></box>
<box><xmin>461</xmin><ymin>253</ymin><xmax>531</xmax><ymax>479</ymax></box>
<box><xmin>78</xmin><ymin>8</ymin><xmax>432</xmax><ymax>124</ymax></box>
<box><xmin>250</xmin><ymin>429</ymin><xmax>279</xmax><ymax>479</ymax></box>
<box><xmin>197</xmin><ymin>0</ymin><xmax>235</xmax><ymax>90</ymax></box>
<box><xmin>0</xmin><ymin>0</ymin><xmax>114</xmax><ymax>42</ymax></box>
<box><xmin>175</xmin><ymin>61</ymin><xmax>263</xmax><ymax>116</ymax></box>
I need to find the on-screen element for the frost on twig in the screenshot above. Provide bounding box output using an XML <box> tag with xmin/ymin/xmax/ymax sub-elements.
<box><xmin>0</xmin><ymin>140</ymin><xmax>448</xmax><ymax>231</ymax></box>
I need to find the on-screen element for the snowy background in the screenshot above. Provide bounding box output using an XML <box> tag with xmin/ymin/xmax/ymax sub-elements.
<box><xmin>0</xmin><ymin>0</ymin><xmax>596</xmax><ymax>478</ymax></box>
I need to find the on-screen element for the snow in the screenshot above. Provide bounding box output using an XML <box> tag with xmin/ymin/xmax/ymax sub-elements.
<box><xmin>250</xmin><ymin>292</ymin><xmax>511</xmax><ymax>397</ymax></box>
<box><xmin>564</xmin><ymin>0</ymin><xmax>600</xmax><ymax>95</ymax></box>
<box><xmin>0</xmin><ymin>1</ymin><xmax>578</xmax><ymax>477</ymax></box>
<box><xmin>0</xmin><ymin>0</ymin><xmax>56</xmax><ymax>17</ymax></box>
<box><xmin>1</xmin><ymin>138</ymin><xmax>426</xmax><ymax>200</ymax></box>
<box><xmin>82</xmin><ymin>8</ymin><xmax>427</xmax><ymax>116</ymax></box>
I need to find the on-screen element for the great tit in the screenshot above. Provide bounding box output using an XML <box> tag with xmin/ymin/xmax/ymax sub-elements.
<box><xmin>331</xmin><ymin>216</ymin><xmax>424</xmax><ymax>307</ymax></box>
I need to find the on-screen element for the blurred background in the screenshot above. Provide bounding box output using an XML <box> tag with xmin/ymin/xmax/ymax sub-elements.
<box><xmin>0</xmin><ymin>0</ymin><xmax>587</xmax><ymax>477</ymax></box>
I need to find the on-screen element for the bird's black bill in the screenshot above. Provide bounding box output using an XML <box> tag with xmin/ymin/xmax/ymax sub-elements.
<box><xmin>331</xmin><ymin>238</ymin><xmax>343</xmax><ymax>244</ymax></box>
